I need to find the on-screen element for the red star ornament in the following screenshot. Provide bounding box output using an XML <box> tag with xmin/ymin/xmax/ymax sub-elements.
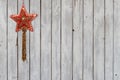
<box><xmin>10</xmin><ymin>4</ymin><xmax>37</xmax><ymax>32</ymax></box>
<box><xmin>10</xmin><ymin>4</ymin><xmax>38</xmax><ymax>61</ymax></box>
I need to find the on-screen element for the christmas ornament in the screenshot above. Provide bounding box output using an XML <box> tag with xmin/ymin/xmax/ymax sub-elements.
<box><xmin>10</xmin><ymin>1</ymin><xmax>37</xmax><ymax>61</ymax></box>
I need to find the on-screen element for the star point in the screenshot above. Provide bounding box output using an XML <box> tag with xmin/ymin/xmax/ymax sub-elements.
<box><xmin>10</xmin><ymin>4</ymin><xmax>37</xmax><ymax>32</ymax></box>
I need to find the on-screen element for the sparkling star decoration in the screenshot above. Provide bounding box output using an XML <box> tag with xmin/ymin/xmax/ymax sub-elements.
<box><xmin>10</xmin><ymin>4</ymin><xmax>37</xmax><ymax>32</ymax></box>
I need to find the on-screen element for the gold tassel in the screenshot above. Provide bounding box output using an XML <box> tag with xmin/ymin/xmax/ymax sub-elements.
<box><xmin>22</xmin><ymin>28</ymin><xmax>27</xmax><ymax>61</ymax></box>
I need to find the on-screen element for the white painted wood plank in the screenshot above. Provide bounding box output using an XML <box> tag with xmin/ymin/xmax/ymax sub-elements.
<box><xmin>8</xmin><ymin>0</ymin><xmax>17</xmax><ymax>80</ymax></box>
<box><xmin>52</xmin><ymin>0</ymin><xmax>61</xmax><ymax>80</ymax></box>
<box><xmin>30</xmin><ymin>0</ymin><xmax>40</xmax><ymax>80</ymax></box>
<box><xmin>94</xmin><ymin>0</ymin><xmax>105</xmax><ymax>80</ymax></box>
<box><xmin>105</xmin><ymin>0</ymin><xmax>114</xmax><ymax>80</ymax></box>
<box><xmin>0</xmin><ymin>0</ymin><xmax>7</xmax><ymax>80</ymax></box>
<box><xmin>114</xmin><ymin>0</ymin><xmax>120</xmax><ymax>80</ymax></box>
<box><xmin>61</xmin><ymin>0</ymin><xmax>73</xmax><ymax>80</ymax></box>
<box><xmin>83</xmin><ymin>0</ymin><xmax>93</xmax><ymax>80</ymax></box>
<box><xmin>41</xmin><ymin>0</ymin><xmax>52</xmax><ymax>80</ymax></box>
<box><xmin>73</xmin><ymin>0</ymin><xmax>83</xmax><ymax>80</ymax></box>
<box><xmin>18</xmin><ymin>0</ymin><xmax>30</xmax><ymax>80</ymax></box>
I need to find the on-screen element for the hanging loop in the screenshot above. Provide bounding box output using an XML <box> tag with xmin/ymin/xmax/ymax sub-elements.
<box><xmin>22</xmin><ymin>0</ymin><xmax>24</xmax><ymax>5</ymax></box>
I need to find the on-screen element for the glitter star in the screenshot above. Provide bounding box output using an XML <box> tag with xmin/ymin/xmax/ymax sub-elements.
<box><xmin>10</xmin><ymin>4</ymin><xmax>37</xmax><ymax>32</ymax></box>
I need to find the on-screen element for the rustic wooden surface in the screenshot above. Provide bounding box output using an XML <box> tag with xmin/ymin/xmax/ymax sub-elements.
<box><xmin>0</xmin><ymin>0</ymin><xmax>118</xmax><ymax>80</ymax></box>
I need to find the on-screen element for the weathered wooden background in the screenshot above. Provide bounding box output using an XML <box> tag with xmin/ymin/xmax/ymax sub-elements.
<box><xmin>0</xmin><ymin>0</ymin><xmax>119</xmax><ymax>80</ymax></box>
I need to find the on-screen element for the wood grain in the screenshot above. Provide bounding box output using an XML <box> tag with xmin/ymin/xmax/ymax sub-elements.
<box><xmin>73</xmin><ymin>0</ymin><xmax>83</xmax><ymax>80</ymax></box>
<box><xmin>29</xmin><ymin>0</ymin><xmax>40</xmax><ymax>80</ymax></box>
<box><xmin>0</xmin><ymin>0</ymin><xmax>7</xmax><ymax>80</ymax></box>
<box><xmin>41</xmin><ymin>0</ymin><xmax>52</xmax><ymax>80</ymax></box>
<box><xmin>52</xmin><ymin>0</ymin><xmax>61</xmax><ymax>80</ymax></box>
<box><xmin>94</xmin><ymin>0</ymin><xmax>105</xmax><ymax>80</ymax></box>
<box><xmin>61</xmin><ymin>0</ymin><xmax>73</xmax><ymax>80</ymax></box>
<box><xmin>8</xmin><ymin>0</ymin><xmax>17</xmax><ymax>80</ymax></box>
<box><xmin>83</xmin><ymin>0</ymin><xmax>94</xmax><ymax>80</ymax></box>
<box><xmin>105</xmin><ymin>0</ymin><xmax>114</xmax><ymax>80</ymax></box>
<box><xmin>114</xmin><ymin>0</ymin><xmax>120</xmax><ymax>80</ymax></box>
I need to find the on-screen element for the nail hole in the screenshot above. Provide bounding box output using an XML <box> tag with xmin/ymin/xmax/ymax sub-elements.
<box><xmin>72</xmin><ymin>29</ymin><xmax>74</xmax><ymax>32</ymax></box>
<box><xmin>115</xmin><ymin>74</ymin><xmax>117</xmax><ymax>76</ymax></box>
